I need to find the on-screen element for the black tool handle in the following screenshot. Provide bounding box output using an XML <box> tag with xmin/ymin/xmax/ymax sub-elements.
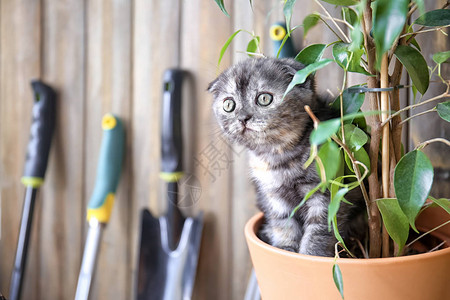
<box><xmin>22</xmin><ymin>80</ymin><xmax>56</xmax><ymax>185</ymax></box>
<box><xmin>160</xmin><ymin>69</ymin><xmax>184</xmax><ymax>174</ymax></box>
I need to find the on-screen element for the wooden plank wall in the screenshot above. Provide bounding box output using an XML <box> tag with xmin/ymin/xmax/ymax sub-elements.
<box><xmin>0</xmin><ymin>1</ymin><xmax>447</xmax><ymax>299</ymax></box>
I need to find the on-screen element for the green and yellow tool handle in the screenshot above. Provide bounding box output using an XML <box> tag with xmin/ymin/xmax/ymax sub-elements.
<box><xmin>270</xmin><ymin>22</ymin><xmax>297</xmax><ymax>58</ymax></box>
<box><xmin>21</xmin><ymin>80</ymin><xmax>56</xmax><ymax>188</ymax></box>
<box><xmin>87</xmin><ymin>114</ymin><xmax>125</xmax><ymax>224</ymax></box>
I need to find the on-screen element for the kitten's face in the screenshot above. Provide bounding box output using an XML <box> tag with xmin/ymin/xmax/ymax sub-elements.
<box><xmin>208</xmin><ymin>57</ymin><xmax>315</xmax><ymax>152</ymax></box>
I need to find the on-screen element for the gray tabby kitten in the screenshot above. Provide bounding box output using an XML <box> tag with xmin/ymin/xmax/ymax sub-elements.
<box><xmin>208</xmin><ymin>57</ymin><xmax>365</xmax><ymax>257</ymax></box>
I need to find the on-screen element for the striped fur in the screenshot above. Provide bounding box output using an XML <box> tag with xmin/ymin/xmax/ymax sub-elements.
<box><xmin>208</xmin><ymin>57</ymin><xmax>365</xmax><ymax>257</ymax></box>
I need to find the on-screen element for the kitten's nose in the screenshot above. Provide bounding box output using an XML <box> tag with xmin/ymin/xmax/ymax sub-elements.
<box><xmin>238</xmin><ymin>114</ymin><xmax>252</xmax><ymax>125</ymax></box>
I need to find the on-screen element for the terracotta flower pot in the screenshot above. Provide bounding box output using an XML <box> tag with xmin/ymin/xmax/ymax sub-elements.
<box><xmin>245</xmin><ymin>211</ymin><xmax>450</xmax><ymax>300</ymax></box>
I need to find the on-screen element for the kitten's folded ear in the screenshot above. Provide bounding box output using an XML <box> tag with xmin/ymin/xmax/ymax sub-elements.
<box><xmin>282</xmin><ymin>59</ymin><xmax>316</xmax><ymax>93</ymax></box>
<box><xmin>207</xmin><ymin>78</ymin><xmax>219</xmax><ymax>94</ymax></box>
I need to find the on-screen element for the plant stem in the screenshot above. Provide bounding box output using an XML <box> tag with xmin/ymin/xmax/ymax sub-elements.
<box><xmin>315</xmin><ymin>0</ymin><xmax>351</xmax><ymax>43</ymax></box>
<box><xmin>415</xmin><ymin>138</ymin><xmax>450</xmax><ymax>150</ymax></box>
<box><xmin>400</xmin><ymin>25</ymin><xmax>450</xmax><ymax>38</ymax></box>
<box><xmin>390</xmin><ymin>57</ymin><xmax>404</xmax><ymax>163</ymax></box>
<box><xmin>237</xmin><ymin>51</ymin><xmax>266</xmax><ymax>58</ymax></box>
<box><xmin>380</xmin><ymin>55</ymin><xmax>390</xmax><ymax>199</ymax></box>
<box><xmin>305</xmin><ymin>105</ymin><xmax>319</xmax><ymax>127</ymax></box>
<box><xmin>399</xmin><ymin>108</ymin><xmax>436</xmax><ymax>125</ymax></box>
<box><xmin>362</xmin><ymin>1</ymin><xmax>382</xmax><ymax>258</ymax></box>
<box><xmin>428</xmin><ymin>241</ymin><xmax>446</xmax><ymax>253</ymax></box>
<box><xmin>318</xmin><ymin>16</ymin><xmax>344</xmax><ymax>42</ymax></box>
<box><xmin>381</xmin><ymin>89</ymin><xmax>450</xmax><ymax>127</ymax></box>
<box><xmin>380</xmin><ymin>54</ymin><xmax>391</xmax><ymax>258</ymax></box>
<box><xmin>406</xmin><ymin>220</ymin><xmax>450</xmax><ymax>248</ymax></box>
<box><xmin>317</xmin><ymin>13</ymin><xmax>354</xmax><ymax>30</ymax></box>
<box><xmin>340</xmin><ymin>71</ymin><xmax>348</xmax><ymax>144</ymax></box>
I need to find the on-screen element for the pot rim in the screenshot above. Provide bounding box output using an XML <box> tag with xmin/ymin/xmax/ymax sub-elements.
<box><xmin>245</xmin><ymin>212</ymin><xmax>450</xmax><ymax>265</ymax></box>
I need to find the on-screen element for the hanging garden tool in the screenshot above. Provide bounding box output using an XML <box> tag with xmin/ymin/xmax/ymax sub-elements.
<box><xmin>74</xmin><ymin>114</ymin><xmax>125</xmax><ymax>300</ymax></box>
<box><xmin>9</xmin><ymin>80</ymin><xmax>56</xmax><ymax>300</ymax></box>
<box><xmin>270</xmin><ymin>22</ymin><xmax>297</xmax><ymax>58</ymax></box>
<box><xmin>136</xmin><ymin>69</ymin><xmax>203</xmax><ymax>300</ymax></box>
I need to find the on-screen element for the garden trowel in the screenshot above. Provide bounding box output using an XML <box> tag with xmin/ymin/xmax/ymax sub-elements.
<box><xmin>136</xmin><ymin>69</ymin><xmax>203</xmax><ymax>300</ymax></box>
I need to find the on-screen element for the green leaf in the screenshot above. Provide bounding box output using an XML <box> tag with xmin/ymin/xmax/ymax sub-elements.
<box><xmin>321</xmin><ymin>0</ymin><xmax>358</xmax><ymax>5</ymax></box>
<box><xmin>376</xmin><ymin>198</ymin><xmax>410</xmax><ymax>254</ymax></box>
<box><xmin>353</xmin><ymin>111</ymin><xmax>368</xmax><ymax>131</ymax></box>
<box><xmin>348</xmin><ymin>48</ymin><xmax>370</xmax><ymax>75</ymax></box>
<box><xmin>303</xmin><ymin>13</ymin><xmax>320</xmax><ymax>39</ymax></box>
<box><xmin>414</xmin><ymin>9</ymin><xmax>450</xmax><ymax>27</ymax></box>
<box><xmin>433</xmin><ymin>51</ymin><xmax>450</xmax><ymax>64</ymax></box>
<box><xmin>372</xmin><ymin>0</ymin><xmax>409</xmax><ymax>68</ymax></box>
<box><xmin>311</xmin><ymin>111</ymin><xmax>380</xmax><ymax>147</ymax></box>
<box><xmin>332</xmin><ymin>42</ymin><xmax>350</xmax><ymax>69</ymax></box>
<box><xmin>332</xmin><ymin>216</ymin><xmax>349</xmax><ymax>253</ymax></box>
<box><xmin>310</xmin><ymin>118</ymin><xmax>341</xmax><ymax>146</ymax></box>
<box><xmin>411</xmin><ymin>85</ymin><xmax>418</xmax><ymax>104</ymax></box>
<box><xmin>283</xmin><ymin>59</ymin><xmax>332</xmax><ymax>98</ymax></box>
<box><xmin>317</xmin><ymin>141</ymin><xmax>343</xmax><ymax>183</ymax></box>
<box><xmin>394</xmin><ymin>45</ymin><xmax>429</xmax><ymax>95</ymax></box>
<box><xmin>344</xmin><ymin>146</ymin><xmax>370</xmax><ymax>175</ymax></box>
<box><xmin>349</xmin><ymin>25</ymin><xmax>364</xmax><ymax>52</ymax></box>
<box><xmin>290</xmin><ymin>182</ymin><xmax>326</xmax><ymax>217</ymax></box>
<box><xmin>348</xmin><ymin>0</ymin><xmax>365</xmax><ymax>51</ymax></box>
<box><xmin>431</xmin><ymin>198</ymin><xmax>450</xmax><ymax>214</ymax></box>
<box><xmin>333</xmin><ymin>264</ymin><xmax>345</xmax><ymax>300</ymax></box>
<box><xmin>394</xmin><ymin>150</ymin><xmax>434</xmax><ymax>231</ymax></box>
<box><xmin>284</xmin><ymin>0</ymin><xmax>297</xmax><ymax>30</ymax></box>
<box><xmin>328</xmin><ymin>188</ymin><xmax>348</xmax><ymax>229</ymax></box>
<box><xmin>437</xmin><ymin>101</ymin><xmax>450</xmax><ymax>122</ymax></box>
<box><xmin>247</xmin><ymin>36</ymin><xmax>260</xmax><ymax>57</ymax></box>
<box><xmin>295</xmin><ymin>44</ymin><xmax>327</xmax><ymax>65</ymax></box>
<box><xmin>330</xmin><ymin>176</ymin><xmax>343</xmax><ymax>203</ymax></box>
<box><xmin>332</xmin><ymin>42</ymin><xmax>370</xmax><ymax>75</ymax></box>
<box><xmin>218</xmin><ymin>30</ymin><xmax>242</xmax><ymax>68</ymax></box>
<box><xmin>342</xmin><ymin>124</ymin><xmax>368</xmax><ymax>151</ymax></box>
<box><xmin>213</xmin><ymin>0</ymin><xmax>230</xmax><ymax>17</ymax></box>
<box><xmin>409</xmin><ymin>37</ymin><xmax>421</xmax><ymax>52</ymax></box>
<box><xmin>412</xmin><ymin>0</ymin><xmax>425</xmax><ymax>15</ymax></box>
<box><xmin>331</xmin><ymin>86</ymin><xmax>365</xmax><ymax>119</ymax></box>
<box><xmin>342</xmin><ymin>7</ymin><xmax>357</xmax><ymax>25</ymax></box>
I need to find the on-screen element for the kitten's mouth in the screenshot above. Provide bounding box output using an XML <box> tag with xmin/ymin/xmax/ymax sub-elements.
<box><xmin>242</xmin><ymin>123</ymin><xmax>262</xmax><ymax>133</ymax></box>
<box><xmin>241</xmin><ymin>126</ymin><xmax>252</xmax><ymax>133</ymax></box>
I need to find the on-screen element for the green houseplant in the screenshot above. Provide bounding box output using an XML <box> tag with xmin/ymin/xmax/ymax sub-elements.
<box><xmin>214</xmin><ymin>0</ymin><xmax>450</xmax><ymax>299</ymax></box>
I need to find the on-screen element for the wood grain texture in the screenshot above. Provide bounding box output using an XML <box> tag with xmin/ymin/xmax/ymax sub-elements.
<box><xmin>0</xmin><ymin>0</ymin><xmax>41</xmax><ymax>297</ymax></box>
<box><xmin>180</xmin><ymin>1</ymin><xmax>234</xmax><ymax>299</ymax></box>
<box><xmin>38</xmin><ymin>0</ymin><xmax>85</xmax><ymax>299</ymax></box>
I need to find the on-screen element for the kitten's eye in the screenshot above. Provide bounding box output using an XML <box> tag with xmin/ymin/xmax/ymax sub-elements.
<box><xmin>223</xmin><ymin>98</ymin><xmax>236</xmax><ymax>112</ymax></box>
<box><xmin>256</xmin><ymin>93</ymin><xmax>273</xmax><ymax>106</ymax></box>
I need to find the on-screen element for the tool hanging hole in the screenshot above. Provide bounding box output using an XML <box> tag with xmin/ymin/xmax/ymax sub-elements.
<box><xmin>164</xmin><ymin>82</ymin><xmax>173</xmax><ymax>92</ymax></box>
